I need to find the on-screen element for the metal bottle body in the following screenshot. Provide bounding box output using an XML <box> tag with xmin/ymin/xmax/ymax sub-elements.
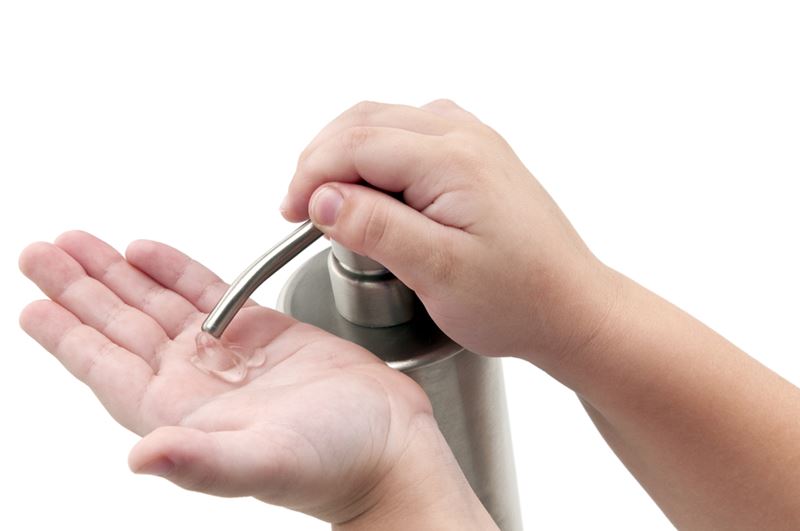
<box><xmin>278</xmin><ymin>249</ymin><xmax>522</xmax><ymax>530</ymax></box>
<box><xmin>406</xmin><ymin>349</ymin><xmax>521</xmax><ymax>530</ymax></box>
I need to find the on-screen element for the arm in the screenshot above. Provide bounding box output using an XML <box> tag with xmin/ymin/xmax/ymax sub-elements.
<box><xmin>283</xmin><ymin>99</ymin><xmax>800</xmax><ymax>529</ymax></box>
<box><xmin>552</xmin><ymin>271</ymin><xmax>800</xmax><ymax>530</ymax></box>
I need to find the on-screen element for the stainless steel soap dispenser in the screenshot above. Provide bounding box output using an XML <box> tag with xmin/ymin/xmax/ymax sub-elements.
<box><xmin>203</xmin><ymin>221</ymin><xmax>522</xmax><ymax>530</ymax></box>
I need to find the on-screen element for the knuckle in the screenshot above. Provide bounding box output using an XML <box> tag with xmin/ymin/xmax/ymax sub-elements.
<box><xmin>409</xmin><ymin>233</ymin><xmax>459</xmax><ymax>300</ymax></box>
<box><xmin>140</xmin><ymin>283</ymin><xmax>167</xmax><ymax>316</ymax></box>
<box><xmin>83</xmin><ymin>340</ymin><xmax>116</xmax><ymax>382</ymax></box>
<box><xmin>441</xmin><ymin>138</ymin><xmax>485</xmax><ymax>174</ymax></box>
<box><xmin>340</xmin><ymin>126</ymin><xmax>373</xmax><ymax>154</ymax></box>
<box><xmin>100</xmin><ymin>303</ymin><xmax>128</xmax><ymax>334</ymax></box>
<box><xmin>182</xmin><ymin>466</ymin><xmax>218</xmax><ymax>493</ymax></box>
<box><xmin>426</xmin><ymin>236</ymin><xmax>458</xmax><ymax>287</ymax></box>
<box><xmin>350</xmin><ymin>100</ymin><xmax>382</xmax><ymax>119</ymax></box>
<box><xmin>479</xmin><ymin>122</ymin><xmax>508</xmax><ymax>145</ymax></box>
<box><xmin>196</xmin><ymin>280</ymin><xmax>225</xmax><ymax>312</ymax></box>
<box><xmin>430</xmin><ymin>98</ymin><xmax>459</xmax><ymax>109</ymax></box>
<box><xmin>356</xmin><ymin>201</ymin><xmax>390</xmax><ymax>254</ymax></box>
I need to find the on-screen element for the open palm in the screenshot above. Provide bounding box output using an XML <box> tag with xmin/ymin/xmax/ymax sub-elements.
<box><xmin>19</xmin><ymin>231</ymin><xmax>433</xmax><ymax>522</ymax></box>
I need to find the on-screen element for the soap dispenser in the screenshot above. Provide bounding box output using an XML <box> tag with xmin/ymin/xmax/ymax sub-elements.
<box><xmin>203</xmin><ymin>221</ymin><xmax>522</xmax><ymax>530</ymax></box>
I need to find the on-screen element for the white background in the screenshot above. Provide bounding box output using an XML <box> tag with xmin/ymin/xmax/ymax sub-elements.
<box><xmin>2</xmin><ymin>1</ymin><xmax>798</xmax><ymax>529</ymax></box>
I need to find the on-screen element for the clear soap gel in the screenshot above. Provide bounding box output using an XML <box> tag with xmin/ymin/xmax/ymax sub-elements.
<box><xmin>190</xmin><ymin>331</ymin><xmax>267</xmax><ymax>384</ymax></box>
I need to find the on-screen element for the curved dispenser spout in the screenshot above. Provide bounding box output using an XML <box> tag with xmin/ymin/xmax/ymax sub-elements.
<box><xmin>201</xmin><ymin>221</ymin><xmax>323</xmax><ymax>338</ymax></box>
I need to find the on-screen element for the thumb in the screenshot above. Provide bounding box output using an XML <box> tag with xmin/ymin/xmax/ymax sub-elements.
<box><xmin>128</xmin><ymin>426</ymin><xmax>292</xmax><ymax>499</ymax></box>
<box><xmin>308</xmin><ymin>183</ymin><xmax>464</xmax><ymax>295</ymax></box>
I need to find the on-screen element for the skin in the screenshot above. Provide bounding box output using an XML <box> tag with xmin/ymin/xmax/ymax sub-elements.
<box><xmin>21</xmin><ymin>99</ymin><xmax>800</xmax><ymax>529</ymax></box>
<box><xmin>19</xmin><ymin>233</ymin><xmax>494</xmax><ymax>530</ymax></box>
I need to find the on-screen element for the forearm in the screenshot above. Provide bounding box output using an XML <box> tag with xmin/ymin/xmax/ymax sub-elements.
<box><xmin>542</xmin><ymin>270</ymin><xmax>800</xmax><ymax>530</ymax></box>
<box><xmin>334</xmin><ymin>414</ymin><xmax>498</xmax><ymax>531</ymax></box>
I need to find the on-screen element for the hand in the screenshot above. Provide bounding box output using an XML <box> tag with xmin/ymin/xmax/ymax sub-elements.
<box><xmin>18</xmin><ymin>231</ymin><xmax>491</xmax><ymax>528</ymax></box>
<box><xmin>281</xmin><ymin>100</ymin><xmax>619</xmax><ymax>366</ymax></box>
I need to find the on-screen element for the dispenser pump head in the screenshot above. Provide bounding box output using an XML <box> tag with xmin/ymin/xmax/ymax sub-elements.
<box><xmin>202</xmin><ymin>221</ymin><xmax>416</xmax><ymax>338</ymax></box>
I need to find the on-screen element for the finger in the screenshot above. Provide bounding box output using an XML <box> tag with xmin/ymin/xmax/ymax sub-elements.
<box><xmin>55</xmin><ymin>231</ymin><xmax>199</xmax><ymax>339</ymax></box>
<box><xmin>125</xmin><ymin>240</ymin><xmax>256</xmax><ymax>316</ymax></box>
<box><xmin>129</xmin><ymin>426</ymin><xmax>296</xmax><ymax>499</ymax></box>
<box><xmin>309</xmin><ymin>183</ymin><xmax>472</xmax><ymax>297</ymax></box>
<box><xmin>20</xmin><ymin>299</ymin><xmax>153</xmax><ymax>432</ymax></box>
<box><xmin>421</xmin><ymin>98</ymin><xmax>481</xmax><ymax>122</ymax></box>
<box><xmin>284</xmin><ymin>126</ymin><xmax>445</xmax><ymax>222</ymax></box>
<box><xmin>19</xmin><ymin>242</ymin><xmax>168</xmax><ymax>366</ymax></box>
<box><xmin>297</xmin><ymin>100</ymin><xmax>453</xmax><ymax>169</ymax></box>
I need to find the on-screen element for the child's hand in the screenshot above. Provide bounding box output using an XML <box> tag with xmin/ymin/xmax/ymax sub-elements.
<box><xmin>19</xmin><ymin>232</ymin><xmax>492</xmax><ymax>529</ymax></box>
<box><xmin>282</xmin><ymin>100</ymin><xmax>617</xmax><ymax>366</ymax></box>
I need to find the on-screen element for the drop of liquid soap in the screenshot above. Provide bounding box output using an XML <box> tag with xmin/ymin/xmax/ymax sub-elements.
<box><xmin>190</xmin><ymin>332</ymin><xmax>267</xmax><ymax>384</ymax></box>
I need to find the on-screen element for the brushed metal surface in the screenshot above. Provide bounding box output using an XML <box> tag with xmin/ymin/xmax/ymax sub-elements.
<box><xmin>202</xmin><ymin>221</ymin><xmax>322</xmax><ymax>337</ymax></box>
<box><xmin>330</xmin><ymin>240</ymin><xmax>387</xmax><ymax>275</ymax></box>
<box><xmin>327</xmin><ymin>250</ymin><xmax>416</xmax><ymax>328</ymax></box>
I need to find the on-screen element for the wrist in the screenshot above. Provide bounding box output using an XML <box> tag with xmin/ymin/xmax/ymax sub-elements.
<box><xmin>536</xmin><ymin>267</ymin><xmax>674</xmax><ymax>408</ymax></box>
<box><xmin>517</xmin><ymin>256</ymin><xmax>625</xmax><ymax>373</ymax></box>
<box><xmin>333</xmin><ymin>413</ymin><xmax>498</xmax><ymax>531</ymax></box>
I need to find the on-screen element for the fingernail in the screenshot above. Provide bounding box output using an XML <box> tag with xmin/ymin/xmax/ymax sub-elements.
<box><xmin>311</xmin><ymin>187</ymin><xmax>343</xmax><ymax>227</ymax></box>
<box><xmin>135</xmin><ymin>456</ymin><xmax>174</xmax><ymax>477</ymax></box>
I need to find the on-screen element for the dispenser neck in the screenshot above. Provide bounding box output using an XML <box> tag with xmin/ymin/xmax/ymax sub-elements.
<box><xmin>327</xmin><ymin>241</ymin><xmax>415</xmax><ymax>328</ymax></box>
